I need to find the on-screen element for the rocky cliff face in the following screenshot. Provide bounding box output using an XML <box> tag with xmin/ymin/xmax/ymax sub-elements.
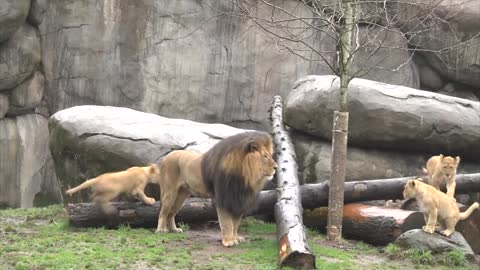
<box><xmin>38</xmin><ymin>0</ymin><xmax>330</xmax><ymax>130</ymax></box>
<box><xmin>0</xmin><ymin>0</ymin><xmax>479</xmax><ymax>208</ymax></box>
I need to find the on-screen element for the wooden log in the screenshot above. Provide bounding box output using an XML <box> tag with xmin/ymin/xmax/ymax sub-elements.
<box><xmin>270</xmin><ymin>95</ymin><xmax>316</xmax><ymax>269</ymax></box>
<box><xmin>67</xmin><ymin>198</ymin><xmax>217</xmax><ymax>228</ymax></box>
<box><xmin>67</xmin><ymin>174</ymin><xmax>480</xmax><ymax>228</ymax></box>
<box><xmin>304</xmin><ymin>203</ymin><xmax>425</xmax><ymax>246</ymax></box>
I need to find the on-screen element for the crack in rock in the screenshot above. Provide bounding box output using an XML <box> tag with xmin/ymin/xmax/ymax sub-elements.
<box><xmin>78</xmin><ymin>132</ymin><xmax>159</xmax><ymax>145</ymax></box>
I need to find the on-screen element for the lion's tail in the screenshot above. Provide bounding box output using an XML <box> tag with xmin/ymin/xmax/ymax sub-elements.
<box><xmin>65</xmin><ymin>178</ymin><xmax>97</xmax><ymax>196</ymax></box>
<box><xmin>459</xmin><ymin>202</ymin><xmax>480</xmax><ymax>220</ymax></box>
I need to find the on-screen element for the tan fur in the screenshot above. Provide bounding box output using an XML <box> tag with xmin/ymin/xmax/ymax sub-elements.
<box><xmin>403</xmin><ymin>178</ymin><xmax>479</xmax><ymax>237</ymax></box>
<box><xmin>155</xmin><ymin>132</ymin><xmax>277</xmax><ymax>247</ymax></box>
<box><xmin>65</xmin><ymin>164</ymin><xmax>161</xmax><ymax>214</ymax></box>
<box><xmin>426</xmin><ymin>154</ymin><xmax>460</xmax><ymax>198</ymax></box>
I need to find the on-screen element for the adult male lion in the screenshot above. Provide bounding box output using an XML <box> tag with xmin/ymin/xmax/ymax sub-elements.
<box><xmin>155</xmin><ymin>131</ymin><xmax>277</xmax><ymax>247</ymax></box>
<box><xmin>66</xmin><ymin>164</ymin><xmax>161</xmax><ymax>214</ymax></box>
<box><xmin>403</xmin><ymin>178</ymin><xmax>479</xmax><ymax>237</ymax></box>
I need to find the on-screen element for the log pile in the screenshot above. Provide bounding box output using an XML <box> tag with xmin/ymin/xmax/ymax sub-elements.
<box><xmin>67</xmin><ymin>173</ymin><xmax>480</xmax><ymax>228</ymax></box>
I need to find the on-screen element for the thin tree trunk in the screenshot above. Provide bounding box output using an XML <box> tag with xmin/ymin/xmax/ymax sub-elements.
<box><xmin>269</xmin><ymin>95</ymin><xmax>316</xmax><ymax>269</ymax></box>
<box><xmin>328</xmin><ymin>0</ymin><xmax>355</xmax><ymax>242</ymax></box>
<box><xmin>327</xmin><ymin>111</ymin><xmax>349</xmax><ymax>242</ymax></box>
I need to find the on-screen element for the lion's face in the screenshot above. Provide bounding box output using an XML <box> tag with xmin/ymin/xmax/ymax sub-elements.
<box><xmin>242</xmin><ymin>136</ymin><xmax>277</xmax><ymax>186</ymax></box>
<box><xmin>403</xmin><ymin>179</ymin><xmax>420</xmax><ymax>199</ymax></box>
<box><xmin>440</xmin><ymin>156</ymin><xmax>460</xmax><ymax>178</ymax></box>
<box><xmin>256</xmin><ymin>144</ymin><xmax>277</xmax><ymax>181</ymax></box>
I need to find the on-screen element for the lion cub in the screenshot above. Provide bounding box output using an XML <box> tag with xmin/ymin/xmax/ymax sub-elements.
<box><xmin>403</xmin><ymin>178</ymin><xmax>479</xmax><ymax>237</ymax></box>
<box><xmin>425</xmin><ymin>154</ymin><xmax>460</xmax><ymax>198</ymax></box>
<box><xmin>66</xmin><ymin>164</ymin><xmax>161</xmax><ymax>213</ymax></box>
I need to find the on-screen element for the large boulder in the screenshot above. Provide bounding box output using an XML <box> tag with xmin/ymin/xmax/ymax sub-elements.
<box><xmin>49</xmin><ymin>105</ymin><xmax>250</xmax><ymax>202</ymax></box>
<box><xmin>39</xmin><ymin>0</ymin><xmax>332</xmax><ymax>130</ymax></box>
<box><xmin>0</xmin><ymin>24</ymin><xmax>41</xmax><ymax>91</ymax></box>
<box><xmin>0</xmin><ymin>0</ymin><xmax>30</xmax><ymax>43</ymax></box>
<box><xmin>0</xmin><ymin>114</ymin><xmax>61</xmax><ymax>208</ymax></box>
<box><xmin>293</xmin><ymin>132</ymin><xmax>480</xmax><ymax>184</ymax></box>
<box><xmin>285</xmin><ymin>75</ymin><xmax>480</xmax><ymax>159</ymax></box>
<box><xmin>395</xmin><ymin>229</ymin><xmax>474</xmax><ymax>259</ymax></box>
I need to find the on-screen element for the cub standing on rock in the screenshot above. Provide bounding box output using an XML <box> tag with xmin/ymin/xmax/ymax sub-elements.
<box><xmin>425</xmin><ymin>154</ymin><xmax>460</xmax><ymax>198</ymax></box>
<box><xmin>65</xmin><ymin>164</ymin><xmax>161</xmax><ymax>214</ymax></box>
<box><xmin>403</xmin><ymin>178</ymin><xmax>479</xmax><ymax>237</ymax></box>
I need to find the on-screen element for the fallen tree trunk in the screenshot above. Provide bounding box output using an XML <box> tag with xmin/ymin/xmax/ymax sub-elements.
<box><xmin>270</xmin><ymin>95</ymin><xmax>315</xmax><ymax>269</ymax></box>
<box><xmin>303</xmin><ymin>203</ymin><xmax>425</xmax><ymax>246</ymax></box>
<box><xmin>67</xmin><ymin>173</ymin><xmax>480</xmax><ymax>228</ymax></box>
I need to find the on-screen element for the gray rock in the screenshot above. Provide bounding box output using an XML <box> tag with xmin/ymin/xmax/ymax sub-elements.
<box><xmin>401</xmin><ymin>0</ymin><xmax>480</xmax><ymax>89</ymax></box>
<box><xmin>293</xmin><ymin>132</ymin><xmax>480</xmax><ymax>184</ymax></box>
<box><xmin>437</xmin><ymin>83</ymin><xmax>479</xmax><ymax>102</ymax></box>
<box><xmin>414</xmin><ymin>54</ymin><xmax>445</xmax><ymax>91</ymax></box>
<box><xmin>395</xmin><ymin>229</ymin><xmax>474</xmax><ymax>259</ymax></box>
<box><xmin>39</xmin><ymin>0</ymin><xmax>332</xmax><ymax>130</ymax></box>
<box><xmin>9</xmin><ymin>71</ymin><xmax>45</xmax><ymax>110</ymax></box>
<box><xmin>285</xmin><ymin>75</ymin><xmax>480</xmax><ymax>159</ymax></box>
<box><xmin>0</xmin><ymin>94</ymin><xmax>8</xmax><ymax>119</ymax></box>
<box><xmin>293</xmin><ymin>132</ymin><xmax>424</xmax><ymax>183</ymax></box>
<box><xmin>0</xmin><ymin>114</ymin><xmax>61</xmax><ymax>208</ymax></box>
<box><xmin>27</xmin><ymin>0</ymin><xmax>46</xmax><ymax>26</ymax></box>
<box><xmin>49</xmin><ymin>105</ymin><xmax>250</xmax><ymax>202</ymax></box>
<box><xmin>352</xmin><ymin>26</ymin><xmax>419</xmax><ymax>89</ymax></box>
<box><xmin>0</xmin><ymin>24</ymin><xmax>41</xmax><ymax>91</ymax></box>
<box><xmin>0</xmin><ymin>0</ymin><xmax>30</xmax><ymax>43</ymax></box>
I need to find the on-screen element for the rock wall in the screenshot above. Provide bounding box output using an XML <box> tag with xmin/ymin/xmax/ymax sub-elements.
<box><xmin>39</xmin><ymin>0</ymin><xmax>332</xmax><ymax>130</ymax></box>
<box><xmin>0</xmin><ymin>0</ymin><xmax>61</xmax><ymax>208</ymax></box>
<box><xmin>1</xmin><ymin>0</ymin><xmax>479</xmax><ymax>207</ymax></box>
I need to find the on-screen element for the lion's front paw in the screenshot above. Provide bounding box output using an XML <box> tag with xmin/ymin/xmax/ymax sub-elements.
<box><xmin>170</xmin><ymin>227</ymin><xmax>183</xmax><ymax>233</ymax></box>
<box><xmin>440</xmin><ymin>229</ymin><xmax>454</xmax><ymax>237</ymax></box>
<box><xmin>222</xmin><ymin>238</ymin><xmax>239</xmax><ymax>247</ymax></box>
<box><xmin>422</xmin><ymin>226</ymin><xmax>434</xmax><ymax>234</ymax></box>
<box><xmin>145</xmin><ymin>197</ymin><xmax>155</xmax><ymax>205</ymax></box>
<box><xmin>155</xmin><ymin>227</ymin><xmax>169</xmax><ymax>233</ymax></box>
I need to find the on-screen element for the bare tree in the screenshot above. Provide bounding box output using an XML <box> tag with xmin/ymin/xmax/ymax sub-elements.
<box><xmin>213</xmin><ymin>0</ymin><xmax>480</xmax><ymax>242</ymax></box>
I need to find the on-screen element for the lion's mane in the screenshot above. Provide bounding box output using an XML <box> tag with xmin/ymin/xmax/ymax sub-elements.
<box><xmin>201</xmin><ymin>131</ymin><xmax>273</xmax><ymax>217</ymax></box>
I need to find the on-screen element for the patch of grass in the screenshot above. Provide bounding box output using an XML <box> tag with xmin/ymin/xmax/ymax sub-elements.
<box><xmin>1</xmin><ymin>205</ymin><xmax>478</xmax><ymax>270</ymax></box>
<box><xmin>0</xmin><ymin>204</ymin><xmax>65</xmax><ymax>220</ymax></box>
<box><xmin>437</xmin><ymin>249</ymin><xmax>467</xmax><ymax>267</ymax></box>
<box><xmin>406</xmin><ymin>248</ymin><xmax>434</xmax><ymax>264</ymax></box>
<box><xmin>385</xmin><ymin>243</ymin><xmax>473</xmax><ymax>269</ymax></box>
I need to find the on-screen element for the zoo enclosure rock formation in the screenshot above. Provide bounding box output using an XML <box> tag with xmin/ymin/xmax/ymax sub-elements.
<box><xmin>0</xmin><ymin>114</ymin><xmax>61</xmax><ymax>208</ymax></box>
<box><xmin>0</xmin><ymin>0</ymin><xmax>30</xmax><ymax>43</ymax></box>
<box><xmin>49</xmin><ymin>105</ymin><xmax>249</xmax><ymax>203</ymax></box>
<box><xmin>39</xmin><ymin>0</ymin><xmax>330</xmax><ymax>130</ymax></box>
<box><xmin>0</xmin><ymin>0</ymin><xmax>56</xmax><ymax>208</ymax></box>
<box><xmin>293</xmin><ymin>131</ymin><xmax>480</xmax><ymax>184</ymax></box>
<box><xmin>1</xmin><ymin>0</ymin><xmax>480</xmax><ymax>208</ymax></box>
<box><xmin>286</xmin><ymin>75</ymin><xmax>480</xmax><ymax>160</ymax></box>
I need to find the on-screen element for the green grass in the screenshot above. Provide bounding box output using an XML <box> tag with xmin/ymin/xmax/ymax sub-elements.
<box><xmin>0</xmin><ymin>205</ymin><xmax>478</xmax><ymax>270</ymax></box>
<box><xmin>384</xmin><ymin>243</ymin><xmax>473</xmax><ymax>269</ymax></box>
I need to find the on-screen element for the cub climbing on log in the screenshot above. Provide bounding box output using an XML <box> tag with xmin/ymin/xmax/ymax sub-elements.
<box><xmin>402</xmin><ymin>178</ymin><xmax>479</xmax><ymax>237</ymax></box>
<box><xmin>155</xmin><ymin>131</ymin><xmax>277</xmax><ymax>247</ymax></box>
<box><xmin>66</xmin><ymin>164</ymin><xmax>161</xmax><ymax>214</ymax></box>
<box><xmin>425</xmin><ymin>154</ymin><xmax>460</xmax><ymax>198</ymax></box>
